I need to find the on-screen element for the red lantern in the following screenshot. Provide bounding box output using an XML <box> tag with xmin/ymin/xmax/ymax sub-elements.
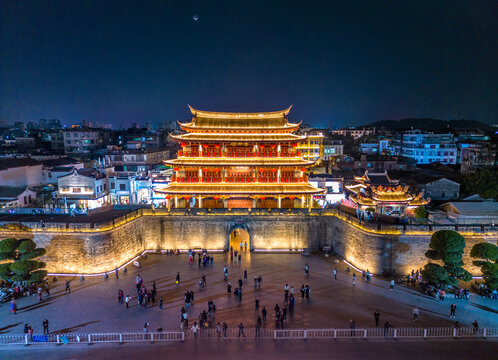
<box><xmin>301</xmin><ymin>168</ymin><xmax>306</xmax><ymax>172</ymax></box>
<box><xmin>270</xmin><ymin>144</ymin><xmax>276</xmax><ymax>148</ymax></box>
<box><xmin>165</xmin><ymin>195</ymin><xmax>171</xmax><ymax>200</ymax></box>
<box><xmin>184</xmin><ymin>196</ymin><xmax>191</xmax><ymax>200</ymax></box>
<box><xmin>180</xmin><ymin>143</ymin><xmax>187</xmax><ymax>147</ymax></box>
<box><xmin>289</xmin><ymin>196</ymin><xmax>295</xmax><ymax>200</ymax></box>
<box><xmin>214</xmin><ymin>168</ymin><xmax>220</xmax><ymax>172</ymax></box>
<box><xmin>260</xmin><ymin>144</ymin><xmax>265</xmax><ymax>148</ymax></box>
<box><xmin>214</xmin><ymin>196</ymin><xmax>220</xmax><ymax>200</ymax></box>
<box><xmin>173</xmin><ymin>167</ymin><xmax>179</xmax><ymax>171</ymax></box>
<box><xmin>258</xmin><ymin>169</ymin><xmax>265</xmax><ymax>172</ymax></box>
<box><xmin>260</xmin><ymin>196</ymin><xmax>266</xmax><ymax>200</ymax></box>
<box><xmin>292</xmin><ymin>143</ymin><xmax>298</xmax><ymax>147</ymax></box>
<box><xmin>270</xmin><ymin>168</ymin><xmax>277</xmax><ymax>173</ymax></box>
<box><xmin>203</xmin><ymin>168</ymin><xmax>209</xmax><ymax>172</ymax></box>
<box><xmin>214</xmin><ymin>144</ymin><xmax>220</xmax><ymax>148</ymax></box>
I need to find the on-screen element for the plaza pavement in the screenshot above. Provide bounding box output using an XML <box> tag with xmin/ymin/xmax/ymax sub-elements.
<box><xmin>1</xmin><ymin>252</ymin><xmax>497</xmax><ymax>335</ymax></box>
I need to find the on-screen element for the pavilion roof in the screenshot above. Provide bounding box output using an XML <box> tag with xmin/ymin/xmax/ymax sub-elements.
<box><xmin>181</xmin><ymin>105</ymin><xmax>300</xmax><ymax>130</ymax></box>
<box><xmin>164</xmin><ymin>157</ymin><xmax>316</xmax><ymax>167</ymax></box>
<box><xmin>154</xmin><ymin>183</ymin><xmax>324</xmax><ymax>195</ymax></box>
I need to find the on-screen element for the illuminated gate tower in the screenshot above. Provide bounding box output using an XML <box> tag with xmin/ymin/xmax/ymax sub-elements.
<box><xmin>155</xmin><ymin>106</ymin><xmax>324</xmax><ymax>209</ymax></box>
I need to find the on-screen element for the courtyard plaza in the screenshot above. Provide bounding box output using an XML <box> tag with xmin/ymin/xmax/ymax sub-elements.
<box><xmin>1</xmin><ymin>252</ymin><xmax>497</xmax><ymax>334</ymax></box>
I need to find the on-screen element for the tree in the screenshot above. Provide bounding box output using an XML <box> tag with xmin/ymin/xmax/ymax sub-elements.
<box><xmin>470</xmin><ymin>242</ymin><xmax>498</xmax><ymax>290</ymax></box>
<box><xmin>421</xmin><ymin>263</ymin><xmax>455</xmax><ymax>287</ymax></box>
<box><xmin>0</xmin><ymin>238</ymin><xmax>46</xmax><ymax>284</ymax></box>
<box><xmin>424</xmin><ymin>230</ymin><xmax>472</xmax><ymax>285</ymax></box>
<box><xmin>461</xmin><ymin>168</ymin><xmax>498</xmax><ymax>200</ymax></box>
<box><xmin>414</xmin><ymin>206</ymin><xmax>427</xmax><ymax>219</ymax></box>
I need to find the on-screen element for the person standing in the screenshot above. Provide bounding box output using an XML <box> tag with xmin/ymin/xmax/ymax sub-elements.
<box><xmin>333</xmin><ymin>267</ymin><xmax>337</xmax><ymax>280</ymax></box>
<box><xmin>43</xmin><ymin>319</ymin><xmax>49</xmax><ymax>335</ymax></box>
<box><xmin>284</xmin><ymin>284</ymin><xmax>289</xmax><ymax>301</ymax></box>
<box><xmin>158</xmin><ymin>297</ymin><xmax>163</xmax><ymax>311</ymax></box>
<box><xmin>65</xmin><ymin>281</ymin><xmax>70</xmax><ymax>294</ymax></box>
<box><xmin>255</xmin><ymin>297</ymin><xmax>260</xmax><ymax>313</ymax></box>
<box><xmin>374</xmin><ymin>311</ymin><xmax>380</xmax><ymax>327</ymax></box>
<box><xmin>216</xmin><ymin>322</ymin><xmax>221</xmax><ymax>337</ymax></box>
<box><xmin>125</xmin><ymin>295</ymin><xmax>130</xmax><ymax>308</ymax></box>
<box><xmin>472</xmin><ymin>320</ymin><xmax>479</xmax><ymax>334</ymax></box>
<box><xmin>412</xmin><ymin>306</ymin><xmax>419</xmax><ymax>321</ymax></box>
<box><xmin>349</xmin><ymin>320</ymin><xmax>356</xmax><ymax>337</ymax></box>
<box><xmin>176</xmin><ymin>272</ymin><xmax>180</xmax><ymax>287</ymax></box>
<box><xmin>352</xmin><ymin>273</ymin><xmax>356</xmax><ymax>286</ymax></box>
<box><xmin>450</xmin><ymin>303</ymin><xmax>456</xmax><ymax>319</ymax></box>
<box><xmin>257</xmin><ymin>275</ymin><xmax>262</xmax><ymax>289</ymax></box>
<box><xmin>255</xmin><ymin>318</ymin><xmax>261</xmax><ymax>338</ymax></box>
<box><xmin>227</xmin><ymin>282</ymin><xmax>232</xmax><ymax>298</ymax></box>
<box><xmin>254</xmin><ymin>276</ymin><xmax>258</xmax><ymax>288</ymax></box>
<box><xmin>222</xmin><ymin>322</ymin><xmax>228</xmax><ymax>339</ymax></box>
<box><xmin>389</xmin><ymin>279</ymin><xmax>395</xmax><ymax>290</ymax></box>
<box><xmin>262</xmin><ymin>306</ymin><xmax>267</xmax><ymax>322</ymax></box>
<box><xmin>244</xmin><ymin>269</ymin><xmax>248</xmax><ymax>282</ymax></box>
<box><xmin>192</xmin><ymin>322</ymin><xmax>199</xmax><ymax>339</ymax></box>
<box><xmin>238</xmin><ymin>322</ymin><xmax>246</xmax><ymax>337</ymax></box>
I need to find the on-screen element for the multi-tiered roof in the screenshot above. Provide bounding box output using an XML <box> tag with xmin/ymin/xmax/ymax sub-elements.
<box><xmin>155</xmin><ymin>106</ymin><xmax>323</xmax><ymax>202</ymax></box>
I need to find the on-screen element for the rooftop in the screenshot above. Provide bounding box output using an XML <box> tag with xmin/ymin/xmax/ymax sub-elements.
<box><xmin>0</xmin><ymin>186</ymin><xmax>29</xmax><ymax>198</ymax></box>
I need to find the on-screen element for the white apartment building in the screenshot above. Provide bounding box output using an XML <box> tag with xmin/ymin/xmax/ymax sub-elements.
<box><xmin>399</xmin><ymin>130</ymin><xmax>457</xmax><ymax>164</ymax></box>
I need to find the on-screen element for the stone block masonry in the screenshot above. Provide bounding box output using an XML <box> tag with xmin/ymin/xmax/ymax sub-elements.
<box><xmin>0</xmin><ymin>210</ymin><xmax>496</xmax><ymax>275</ymax></box>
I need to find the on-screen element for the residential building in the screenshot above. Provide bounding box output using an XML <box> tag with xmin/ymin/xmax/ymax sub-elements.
<box><xmin>331</xmin><ymin>127</ymin><xmax>375</xmax><ymax>139</ymax></box>
<box><xmin>397</xmin><ymin>130</ymin><xmax>457</xmax><ymax>164</ymax></box>
<box><xmin>322</xmin><ymin>140</ymin><xmax>344</xmax><ymax>161</ymax></box>
<box><xmin>104</xmin><ymin>148</ymin><xmax>170</xmax><ymax>174</ymax></box>
<box><xmin>0</xmin><ymin>186</ymin><xmax>37</xmax><ymax>208</ymax></box>
<box><xmin>297</xmin><ymin>131</ymin><xmax>324</xmax><ymax>164</ymax></box>
<box><xmin>407</xmin><ymin>174</ymin><xmax>460</xmax><ymax>201</ymax></box>
<box><xmin>109</xmin><ymin>174</ymin><xmax>152</xmax><ymax>205</ymax></box>
<box><xmin>359</xmin><ymin>140</ymin><xmax>389</xmax><ymax>155</ymax></box>
<box><xmin>0</xmin><ymin>157</ymin><xmax>43</xmax><ymax>187</ymax></box>
<box><xmin>308</xmin><ymin>176</ymin><xmax>345</xmax><ymax>206</ymax></box>
<box><xmin>57</xmin><ymin>168</ymin><xmax>110</xmax><ymax>209</ymax></box>
<box><xmin>439</xmin><ymin>201</ymin><xmax>498</xmax><ymax>225</ymax></box>
<box><xmin>62</xmin><ymin>128</ymin><xmax>113</xmax><ymax>156</ymax></box>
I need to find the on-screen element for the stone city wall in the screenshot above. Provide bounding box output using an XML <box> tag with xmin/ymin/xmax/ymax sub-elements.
<box><xmin>0</xmin><ymin>212</ymin><xmax>496</xmax><ymax>275</ymax></box>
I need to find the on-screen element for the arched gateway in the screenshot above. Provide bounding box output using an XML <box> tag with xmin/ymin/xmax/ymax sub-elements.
<box><xmin>227</xmin><ymin>224</ymin><xmax>251</xmax><ymax>252</ymax></box>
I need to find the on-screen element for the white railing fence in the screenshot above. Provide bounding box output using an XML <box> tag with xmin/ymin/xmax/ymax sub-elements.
<box><xmin>0</xmin><ymin>327</ymin><xmax>496</xmax><ymax>346</ymax></box>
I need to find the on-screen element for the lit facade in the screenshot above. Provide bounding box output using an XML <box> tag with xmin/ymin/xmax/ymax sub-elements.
<box><xmin>297</xmin><ymin>132</ymin><xmax>324</xmax><ymax>164</ymax></box>
<box><xmin>154</xmin><ymin>106</ymin><xmax>324</xmax><ymax>209</ymax></box>
<box><xmin>346</xmin><ymin>170</ymin><xmax>429</xmax><ymax>216</ymax></box>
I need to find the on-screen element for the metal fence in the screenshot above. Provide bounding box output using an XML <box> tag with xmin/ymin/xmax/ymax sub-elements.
<box><xmin>0</xmin><ymin>327</ymin><xmax>496</xmax><ymax>346</ymax></box>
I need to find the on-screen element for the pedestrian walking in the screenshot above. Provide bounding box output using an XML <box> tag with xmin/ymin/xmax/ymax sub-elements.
<box><xmin>255</xmin><ymin>321</ymin><xmax>261</xmax><ymax>338</ymax></box>
<box><xmin>176</xmin><ymin>272</ymin><xmax>180</xmax><ymax>286</ymax></box>
<box><xmin>244</xmin><ymin>269</ymin><xmax>248</xmax><ymax>282</ymax></box>
<box><xmin>450</xmin><ymin>303</ymin><xmax>456</xmax><ymax>318</ymax></box>
<box><xmin>389</xmin><ymin>279</ymin><xmax>395</xmax><ymax>290</ymax></box>
<box><xmin>238</xmin><ymin>322</ymin><xmax>246</xmax><ymax>337</ymax></box>
<box><xmin>352</xmin><ymin>273</ymin><xmax>356</xmax><ymax>286</ymax></box>
<box><xmin>65</xmin><ymin>281</ymin><xmax>70</xmax><ymax>294</ymax></box>
<box><xmin>115</xmin><ymin>267</ymin><xmax>119</xmax><ymax>279</ymax></box>
<box><xmin>412</xmin><ymin>306</ymin><xmax>419</xmax><ymax>321</ymax></box>
<box><xmin>374</xmin><ymin>310</ymin><xmax>380</xmax><ymax>327</ymax></box>
<box><xmin>216</xmin><ymin>322</ymin><xmax>221</xmax><ymax>337</ymax></box>
<box><xmin>43</xmin><ymin>319</ymin><xmax>49</xmax><ymax>335</ymax></box>
<box><xmin>384</xmin><ymin>321</ymin><xmax>392</xmax><ymax>336</ymax></box>
<box><xmin>284</xmin><ymin>284</ymin><xmax>289</xmax><ymax>301</ymax></box>
<box><xmin>262</xmin><ymin>306</ymin><xmax>267</xmax><ymax>322</ymax></box>
<box><xmin>227</xmin><ymin>282</ymin><xmax>232</xmax><ymax>298</ymax></box>
<box><xmin>305</xmin><ymin>285</ymin><xmax>310</xmax><ymax>299</ymax></box>
<box><xmin>159</xmin><ymin>297</ymin><xmax>163</xmax><ymax>311</ymax></box>
<box><xmin>125</xmin><ymin>295</ymin><xmax>130</xmax><ymax>308</ymax></box>
<box><xmin>257</xmin><ymin>275</ymin><xmax>262</xmax><ymax>288</ymax></box>
<box><xmin>143</xmin><ymin>322</ymin><xmax>150</xmax><ymax>333</ymax></box>
<box><xmin>333</xmin><ymin>267</ymin><xmax>337</xmax><ymax>280</ymax></box>
<box><xmin>254</xmin><ymin>276</ymin><xmax>258</xmax><ymax>288</ymax></box>
<box><xmin>255</xmin><ymin>297</ymin><xmax>260</xmax><ymax>313</ymax></box>
<box><xmin>300</xmin><ymin>284</ymin><xmax>305</xmax><ymax>299</ymax></box>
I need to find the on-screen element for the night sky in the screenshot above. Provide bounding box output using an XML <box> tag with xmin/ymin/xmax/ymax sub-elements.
<box><xmin>1</xmin><ymin>0</ymin><xmax>497</xmax><ymax>128</ymax></box>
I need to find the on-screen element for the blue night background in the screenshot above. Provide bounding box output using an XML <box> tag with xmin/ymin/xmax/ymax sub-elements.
<box><xmin>1</xmin><ymin>0</ymin><xmax>497</xmax><ymax>128</ymax></box>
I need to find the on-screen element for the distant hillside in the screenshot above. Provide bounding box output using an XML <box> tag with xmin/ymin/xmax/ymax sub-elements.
<box><xmin>362</xmin><ymin>118</ymin><xmax>494</xmax><ymax>132</ymax></box>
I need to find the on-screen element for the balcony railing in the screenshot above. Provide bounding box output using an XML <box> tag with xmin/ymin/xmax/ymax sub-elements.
<box><xmin>171</xmin><ymin>176</ymin><xmax>309</xmax><ymax>183</ymax></box>
<box><xmin>177</xmin><ymin>151</ymin><xmax>301</xmax><ymax>158</ymax></box>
